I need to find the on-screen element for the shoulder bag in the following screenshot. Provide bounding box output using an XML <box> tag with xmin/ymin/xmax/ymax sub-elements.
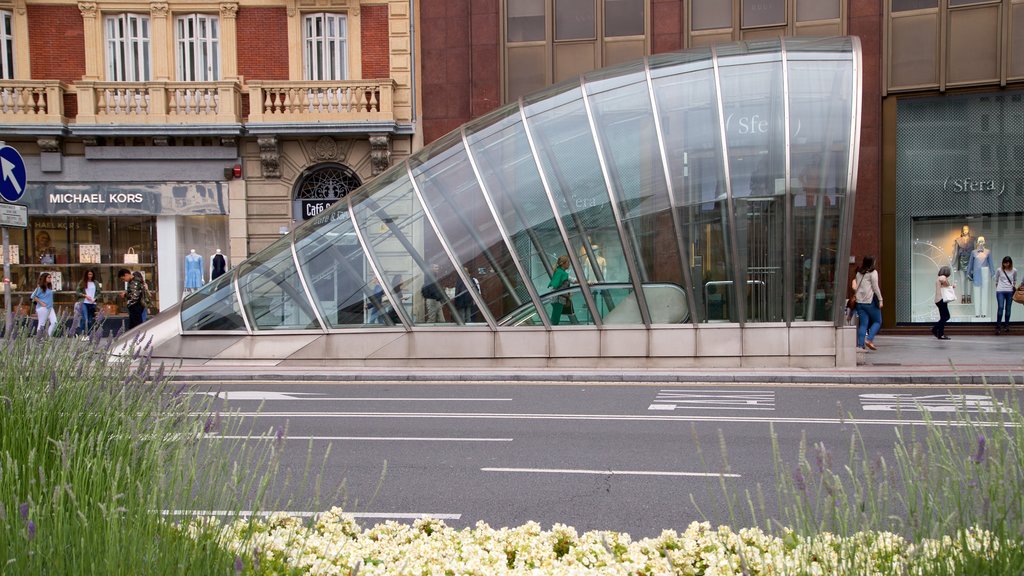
<box><xmin>941</xmin><ymin>282</ymin><xmax>957</xmax><ymax>303</ymax></box>
<box><xmin>1011</xmin><ymin>270</ymin><xmax>1024</xmax><ymax>305</ymax></box>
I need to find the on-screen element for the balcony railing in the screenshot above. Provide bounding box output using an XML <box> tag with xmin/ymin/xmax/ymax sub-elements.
<box><xmin>0</xmin><ymin>79</ymin><xmax>400</xmax><ymax>130</ymax></box>
<box><xmin>75</xmin><ymin>80</ymin><xmax>243</xmax><ymax>125</ymax></box>
<box><xmin>246</xmin><ymin>79</ymin><xmax>395</xmax><ymax>123</ymax></box>
<box><xmin>0</xmin><ymin>80</ymin><xmax>68</xmax><ymax>124</ymax></box>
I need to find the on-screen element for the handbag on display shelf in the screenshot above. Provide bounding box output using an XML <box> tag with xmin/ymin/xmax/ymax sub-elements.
<box><xmin>941</xmin><ymin>285</ymin><xmax>957</xmax><ymax>303</ymax></box>
<box><xmin>123</xmin><ymin>247</ymin><xmax>139</xmax><ymax>264</ymax></box>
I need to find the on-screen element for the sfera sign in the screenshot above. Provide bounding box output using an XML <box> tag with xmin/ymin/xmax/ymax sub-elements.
<box><xmin>49</xmin><ymin>192</ymin><xmax>144</xmax><ymax>204</ymax></box>
<box><xmin>944</xmin><ymin>176</ymin><xmax>1005</xmax><ymax>196</ymax></box>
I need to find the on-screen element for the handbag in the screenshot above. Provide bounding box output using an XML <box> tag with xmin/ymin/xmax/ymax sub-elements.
<box><xmin>560</xmin><ymin>294</ymin><xmax>574</xmax><ymax>315</ymax></box>
<box><xmin>123</xmin><ymin>247</ymin><xmax>139</xmax><ymax>264</ymax></box>
<box><xmin>941</xmin><ymin>285</ymin><xmax>957</xmax><ymax>303</ymax></box>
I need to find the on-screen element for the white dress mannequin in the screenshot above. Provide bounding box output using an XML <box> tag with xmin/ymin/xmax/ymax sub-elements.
<box><xmin>968</xmin><ymin>236</ymin><xmax>993</xmax><ymax>318</ymax></box>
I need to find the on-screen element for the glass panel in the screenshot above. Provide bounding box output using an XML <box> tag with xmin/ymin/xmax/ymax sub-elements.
<box><xmin>604</xmin><ymin>0</ymin><xmax>644</xmax><ymax>37</ymax></box>
<box><xmin>235</xmin><ymin>235</ymin><xmax>319</xmax><ymax>330</ymax></box>
<box><xmin>351</xmin><ymin>171</ymin><xmax>462</xmax><ymax>326</ymax></box>
<box><xmin>465</xmin><ymin>107</ymin><xmax>573</xmax><ymax>326</ymax></box>
<box><xmin>586</xmin><ymin>68</ymin><xmax>688</xmax><ymax>323</ymax></box>
<box><xmin>180</xmin><ymin>271</ymin><xmax>246</xmax><ymax>331</ymax></box>
<box><xmin>797</xmin><ymin>0</ymin><xmax>839</xmax><ymax>21</ymax></box>
<box><xmin>411</xmin><ymin>134</ymin><xmax>528</xmax><ymax>324</ymax></box>
<box><xmin>508</xmin><ymin>0</ymin><xmax>545</xmax><ymax>42</ymax></box>
<box><xmin>293</xmin><ymin>202</ymin><xmax>399</xmax><ymax>327</ymax></box>
<box><xmin>891</xmin><ymin>0</ymin><xmax>937</xmax><ymax>10</ymax></box>
<box><xmin>787</xmin><ymin>53</ymin><xmax>854</xmax><ymax>321</ymax></box>
<box><xmin>742</xmin><ymin>0</ymin><xmax>786</xmax><ymax>28</ymax></box>
<box><xmin>718</xmin><ymin>49</ymin><xmax>786</xmax><ymax>322</ymax></box>
<box><xmin>524</xmin><ymin>86</ymin><xmax>636</xmax><ymax>323</ymax></box>
<box><xmin>650</xmin><ymin>54</ymin><xmax>725</xmax><ymax>322</ymax></box>
<box><xmin>555</xmin><ymin>0</ymin><xmax>596</xmax><ymax>40</ymax></box>
<box><xmin>949</xmin><ymin>0</ymin><xmax>996</xmax><ymax>6</ymax></box>
<box><xmin>507</xmin><ymin>45</ymin><xmax>548</xmax><ymax>101</ymax></box>
<box><xmin>692</xmin><ymin>0</ymin><xmax>732</xmax><ymax>30</ymax></box>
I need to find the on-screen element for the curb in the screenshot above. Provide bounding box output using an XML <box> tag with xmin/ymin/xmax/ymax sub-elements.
<box><xmin>166</xmin><ymin>372</ymin><xmax>1020</xmax><ymax>386</ymax></box>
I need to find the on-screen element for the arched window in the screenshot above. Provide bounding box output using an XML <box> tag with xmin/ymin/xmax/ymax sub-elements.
<box><xmin>293</xmin><ymin>163</ymin><xmax>362</xmax><ymax>220</ymax></box>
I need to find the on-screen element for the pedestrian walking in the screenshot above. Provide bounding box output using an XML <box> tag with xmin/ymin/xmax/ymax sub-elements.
<box><xmin>76</xmin><ymin>269</ymin><xmax>100</xmax><ymax>337</ymax></box>
<box><xmin>932</xmin><ymin>265</ymin><xmax>953</xmax><ymax>340</ymax></box>
<box><xmin>548</xmin><ymin>255</ymin><xmax>573</xmax><ymax>326</ymax></box>
<box><xmin>852</xmin><ymin>255</ymin><xmax>883</xmax><ymax>350</ymax></box>
<box><xmin>30</xmin><ymin>272</ymin><xmax>58</xmax><ymax>337</ymax></box>
<box><xmin>121</xmin><ymin>269</ymin><xmax>147</xmax><ymax>330</ymax></box>
<box><xmin>995</xmin><ymin>256</ymin><xmax>1017</xmax><ymax>334</ymax></box>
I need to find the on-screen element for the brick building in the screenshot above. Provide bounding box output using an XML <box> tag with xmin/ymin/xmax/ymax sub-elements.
<box><xmin>0</xmin><ymin>0</ymin><xmax>415</xmax><ymax>315</ymax></box>
<box><xmin>419</xmin><ymin>0</ymin><xmax>1024</xmax><ymax>329</ymax></box>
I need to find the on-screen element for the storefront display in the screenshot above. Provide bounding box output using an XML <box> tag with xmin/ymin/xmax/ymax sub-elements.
<box><xmin>896</xmin><ymin>90</ymin><xmax>1024</xmax><ymax>324</ymax></box>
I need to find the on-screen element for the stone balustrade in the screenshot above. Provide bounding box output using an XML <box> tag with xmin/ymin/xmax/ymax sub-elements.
<box><xmin>246</xmin><ymin>79</ymin><xmax>396</xmax><ymax>123</ymax></box>
<box><xmin>0</xmin><ymin>80</ymin><xmax>68</xmax><ymax>124</ymax></box>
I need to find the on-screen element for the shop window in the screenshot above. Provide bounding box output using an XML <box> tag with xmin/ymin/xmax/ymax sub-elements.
<box><xmin>1</xmin><ymin>10</ymin><xmax>12</xmax><ymax>79</ymax></box>
<box><xmin>742</xmin><ymin>0</ymin><xmax>786</xmax><ymax>28</ymax></box>
<box><xmin>304</xmin><ymin>13</ymin><xmax>347</xmax><ymax>81</ymax></box>
<box><xmin>508</xmin><ymin>0</ymin><xmax>545</xmax><ymax>42</ymax></box>
<box><xmin>106</xmin><ymin>13</ymin><xmax>151</xmax><ymax>81</ymax></box>
<box><xmin>891</xmin><ymin>0</ymin><xmax>937</xmax><ymax>11</ymax></box>
<box><xmin>176</xmin><ymin>14</ymin><xmax>220</xmax><ymax>81</ymax></box>
<box><xmin>692</xmin><ymin>0</ymin><xmax>732</xmax><ymax>30</ymax></box>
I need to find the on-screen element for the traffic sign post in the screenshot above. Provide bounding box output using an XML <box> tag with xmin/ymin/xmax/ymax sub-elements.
<box><xmin>0</xmin><ymin>142</ymin><xmax>28</xmax><ymax>334</ymax></box>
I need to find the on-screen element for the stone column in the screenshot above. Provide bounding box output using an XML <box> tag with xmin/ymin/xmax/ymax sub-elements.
<box><xmin>78</xmin><ymin>2</ymin><xmax>101</xmax><ymax>80</ymax></box>
<box><xmin>150</xmin><ymin>2</ymin><xmax>170</xmax><ymax>80</ymax></box>
<box><xmin>219</xmin><ymin>3</ymin><xmax>239</xmax><ymax>80</ymax></box>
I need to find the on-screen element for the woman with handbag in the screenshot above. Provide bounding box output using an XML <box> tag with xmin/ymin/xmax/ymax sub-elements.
<box><xmin>994</xmin><ymin>256</ymin><xmax>1017</xmax><ymax>334</ymax></box>
<box><xmin>548</xmin><ymin>255</ymin><xmax>572</xmax><ymax>325</ymax></box>
<box><xmin>30</xmin><ymin>272</ymin><xmax>58</xmax><ymax>337</ymax></box>
<box><xmin>852</xmin><ymin>255</ymin><xmax>883</xmax><ymax>350</ymax></box>
<box><xmin>933</xmin><ymin>265</ymin><xmax>954</xmax><ymax>340</ymax></box>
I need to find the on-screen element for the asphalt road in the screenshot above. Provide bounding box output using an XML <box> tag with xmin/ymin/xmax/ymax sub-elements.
<box><xmin>187</xmin><ymin>381</ymin><xmax>1018</xmax><ymax>538</ymax></box>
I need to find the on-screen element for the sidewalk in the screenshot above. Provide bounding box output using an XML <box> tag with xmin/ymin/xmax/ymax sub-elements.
<box><xmin>165</xmin><ymin>335</ymin><xmax>1024</xmax><ymax>385</ymax></box>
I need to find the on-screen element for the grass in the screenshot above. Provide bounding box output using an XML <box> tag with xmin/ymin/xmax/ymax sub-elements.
<box><xmin>0</xmin><ymin>318</ymin><xmax>340</xmax><ymax>575</ymax></box>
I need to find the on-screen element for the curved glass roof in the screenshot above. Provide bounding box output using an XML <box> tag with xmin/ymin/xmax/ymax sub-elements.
<box><xmin>181</xmin><ymin>36</ymin><xmax>861</xmax><ymax>333</ymax></box>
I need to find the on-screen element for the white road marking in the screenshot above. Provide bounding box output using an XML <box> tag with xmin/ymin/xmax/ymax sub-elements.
<box><xmin>859</xmin><ymin>393</ymin><xmax>1013</xmax><ymax>414</ymax></box>
<box><xmin>649</xmin><ymin>389</ymin><xmax>775</xmax><ymax>411</ymax></box>
<box><xmin>208</xmin><ymin>411</ymin><xmax>1015</xmax><ymax>427</ymax></box>
<box><xmin>481</xmin><ymin>467</ymin><xmax>739</xmax><ymax>478</ymax></box>
<box><xmin>162</xmin><ymin>510</ymin><xmax>461</xmax><ymax>520</ymax></box>
<box><xmin>209</xmin><ymin>435</ymin><xmax>512</xmax><ymax>442</ymax></box>
<box><xmin>204</xmin><ymin>391</ymin><xmax>513</xmax><ymax>402</ymax></box>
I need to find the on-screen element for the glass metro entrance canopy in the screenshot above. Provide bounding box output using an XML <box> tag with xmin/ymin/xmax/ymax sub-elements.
<box><xmin>180</xmin><ymin>36</ymin><xmax>861</xmax><ymax>334</ymax></box>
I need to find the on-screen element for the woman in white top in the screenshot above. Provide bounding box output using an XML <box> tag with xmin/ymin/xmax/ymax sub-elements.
<box><xmin>852</xmin><ymin>255</ymin><xmax>883</xmax><ymax>350</ymax></box>
<box><xmin>932</xmin><ymin>265</ymin><xmax>952</xmax><ymax>340</ymax></box>
<box><xmin>995</xmin><ymin>256</ymin><xmax>1017</xmax><ymax>334</ymax></box>
<box><xmin>76</xmin><ymin>269</ymin><xmax>101</xmax><ymax>336</ymax></box>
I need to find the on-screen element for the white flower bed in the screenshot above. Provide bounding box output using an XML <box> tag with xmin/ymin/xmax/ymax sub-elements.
<box><xmin>189</xmin><ymin>508</ymin><xmax>1011</xmax><ymax>575</ymax></box>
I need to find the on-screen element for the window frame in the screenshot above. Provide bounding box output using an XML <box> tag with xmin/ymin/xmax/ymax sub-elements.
<box><xmin>105</xmin><ymin>13</ymin><xmax>151</xmax><ymax>82</ymax></box>
<box><xmin>176</xmin><ymin>13</ymin><xmax>220</xmax><ymax>82</ymax></box>
<box><xmin>303</xmin><ymin>12</ymin><xmax>348</xmax><ymax>81</ymax></box>
<box><xmin>1</xmin><ymin>10</ymin><xmax>13</xmax><ymax>79</ymax></box>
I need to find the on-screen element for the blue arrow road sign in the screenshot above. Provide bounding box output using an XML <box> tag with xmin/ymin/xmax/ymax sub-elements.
<box><xmin>0</xmin><ymin>145</ymin><xmax>27</xmax><ymax>203</ymax></box>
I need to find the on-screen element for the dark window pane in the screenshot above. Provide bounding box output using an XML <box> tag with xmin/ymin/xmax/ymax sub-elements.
<box><xmin>604</xmin><ymin>0</ymin><xmax>644</xmax><ymax>37</ymax></box>
<box><xmin>742</xmin><ymin>0</ymin><xmax>785</xmax><ymax>28</ymax></box>
<box><xmin>507</xmin><ymin>0</ymin><xmax>545</xmax><ymax>42</ymax></box>
<box><xmin>555</xmin><ymin>0</ymin><xmax>595</xmax><ymax>40</ymax></box>
<box><xmin>891</xmin><ymin>0</ymin><xmax>938</xmax><ymax>11</ymax></box>
<box><xmin>692</xmin><ymin>0</ymin><xmax>732</xmax><ymax>30</ymax></box>
<box><xmin>949</xmin><ymin>0</ymin><xmax>996</xmax><ymax>6</ymax></box>
<box><xmin>797</xmin><ymin>0</ymin><xmax>839</xmax><ymax>21</ymax></box>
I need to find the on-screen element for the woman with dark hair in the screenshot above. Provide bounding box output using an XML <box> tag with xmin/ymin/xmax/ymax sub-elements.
<box><xmin>995</xmin><ymin>256</ymin><xmax>1017</xmax><ymax>334</ymax></box>
<box><xmin>76</xmin><ymin>269</ymin><xmax>101</xmax><ymax>336</ymax></box>
<box><xmin>548</xmin><ymin>255</ymin><xmax>572</xmax><ymax>325</ymax></box>
<box><xmin>30</xmin><ymin>272</ymin><xmax>58</xmax><ymax>336</ymax></box>
<box><xmin>852</xmin><ymin>255</ymin><xmax>883</xmax><ymax>350</ymax></box>
<box><xmin>932</xmin><ymin>265</ymin><xmax>953</xmax><ymax>340</ymax></box>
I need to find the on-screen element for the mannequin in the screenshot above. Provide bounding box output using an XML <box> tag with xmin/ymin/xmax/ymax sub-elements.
<box><xmin>953</xmin><ymin>225</ymin><xmax>975</xmax><ymax>304</ymax></box>
<box><xmin>967</xmin><ymin>236</ymin><xmax>993</xmax><ymax>318</ymax></box>
<box><xmin>210</xmin><ymin>248</ymin><xmax>227</xmax><ymax>280</ymax></box>
<box><xmin>184</xmin><ymin>249</ymin><xmax>204</xmax><ymax>293</ymax></box>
